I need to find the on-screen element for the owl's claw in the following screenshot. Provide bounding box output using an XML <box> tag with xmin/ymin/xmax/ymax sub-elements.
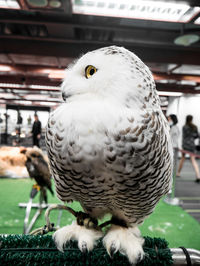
<box><xmin>109</xmin><ymin>243</ymin><xmax>117</xmax><ymax>259</ymax></box>
<box><xmin>103</xmin><ymin>225</ymin><xmax>144</xmax><ymax>265</ymax></box>
<box><xmin>53</xmin><ymin>220</ymin><xmax>103</xmax><ymax>253</ymax></box>
<box><xmin>137</xmin><ymin>252</ymin><xmax>143</xmax><ymax>263</ymax></box>
<box><xmin>81</xmin><ymin>241</ymin><xmax>88</xmax><ymax>253</ymax></box>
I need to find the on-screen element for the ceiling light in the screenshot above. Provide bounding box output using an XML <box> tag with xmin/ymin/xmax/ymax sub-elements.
<box><xmin>49</xmin><ymin>0</ymin><xmax>61</xmax><ymax>8</ymax></box>
<box><xmin>48</xmin><ymin>70</ymin><xmax>65</xmax><ymax>79</ymax></box>
<box><xmin>0</xmin><ymin>0</ymin><xmax>20</xmax><ymax>9</ymax></box>
<box><xmin>15</xmin><ymin>100</ymin><xmax>32</xmax><ymax>105</ymax></box>
<box><xmin>179</xmin><ymin>80</ymin><xmax>196</xmax><ymax>85</ymax></box>
<box><xmin>0</xmin><ymin>65</ymin><xmax>12</xmax><ymax>71</ymax></box>
<box><xmin>30</xmin><ymin>85</ymin><xmax>59</xmax><ymax>90</ymax></box>
<box><xmin>26</xmin><ymin>0</ymin><xmax>48</xmax><ymax>8</ymax></box>
<box><xmin>179</xmin><ymin>7</ymin><xmax>200</xmax><ymax>23</ymax></box>
<box><xmin>35</xmin><ymin>68</ymin><xmax>65</xmax><ymax>78</ymax></box>
<box><xmin>26</xmin><ymin>0</ymin><xmax>62</xmax><ymax>9</ymax></box>
<box><xmin>154</xmin><ymin>73</ymin><xmax>200</xmax><ymax>83</ymax></box>
<box><xmin>194</xmin><ymin>17</ymin><xmax>200</xmax><ymax>25</ymax></box>
<box><xmin>0</xmin><ymin>83</ymin><xmax>22</xmax><ymax>87</ymax></box>
<box><xmin>25</xmin><ymin>95</ymin><xmax>48</xmax><ymax>100</ymax></box>
<box><xmin>174</xmin><ymin>34</ymin><xmax>200</xmax><ymax>46</ymax></box>
<box><xmin>158</xmin><ymin>91</ymin><xmax>183</xmax><ymax>97</ymax></box>
<box><xmin>72</xmin><ymin>0</ymin><xmax>197</xmax><ymax>22</ymax></box>
<box><xmin>40</xmin><ymin>102</ymin><xmax>59</xmax><ymax>106</ymax></box>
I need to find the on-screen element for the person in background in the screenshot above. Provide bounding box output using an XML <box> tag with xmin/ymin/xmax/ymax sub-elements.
<box><xmin>164</xmin><ymin>114</ymin><xmax>180</xmax><ymax>204</ymax></box>
<box><xmin>168</xmin><ymin>114</ymin><xmax>180</xmax><ymax>175</ymax></box>
<box><xmin>13</xmin><ymin>127</ymin><xmax>21</xmax><ymax>146</ymax></box>
<box><xmin>177</xmin><ymin>115</ymin><xmax>200</xmax><ymax>183</ymax></box>
<box><xmin>17</xmin><ymin>111</ymin><xmax>23</xmax><ymax>125</ymax></box>
<box><xmin>32</xmin><ymin>113</ymin><xmax>41</xmax><ymax>147</ymax></box>
<box><xmin>27</xmin><ymin>115</ymin><xmax>32</xmax><ymax>125</ymax></box>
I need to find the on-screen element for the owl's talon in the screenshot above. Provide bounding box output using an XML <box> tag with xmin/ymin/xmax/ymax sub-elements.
<box><xmin>103</xmin><ymin>225</ymin><xmax>144</xmax><ymax>265</ymax></box>
<box><xmin>81</xmin><ymin>241</ymin><xmax>88</xmax><ymax>253</ymax></box>
<box><xmin>137</xmin><ymin>252</ymin><xmax>143</xmax><ymax>263</ymax></box>
<box><xmin>109</xmin><ymin>243</ymin><xmax>117</xmax><ymax>259</ymax></box>
<box><xmin>53</xmin><ymin>221</ymin><xmax>103</xmax><ymax>254</ymax></box>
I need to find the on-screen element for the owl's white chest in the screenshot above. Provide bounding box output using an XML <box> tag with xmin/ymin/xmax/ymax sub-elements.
<box><xmin>53</xmin><ymin>97</ymin><xmax>141</xmax><ymax>149</ymax></box>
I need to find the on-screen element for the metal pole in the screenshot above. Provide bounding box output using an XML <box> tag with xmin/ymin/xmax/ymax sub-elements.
<box><xmin>5</xmin><ymin>107</ymin><xmax>8</xmax><ymax>144</ymax></box>
<box><xmin>171</xmin><ymin>248</ymin><xmax>200</xmax><ymax>265</ymax></box>
<box><xmin>164</xmin><ymin>148</ymin><xmax>180</xmax><ymax>205</ymax></box>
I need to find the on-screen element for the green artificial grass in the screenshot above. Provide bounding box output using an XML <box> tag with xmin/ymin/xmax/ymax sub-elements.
<box><xmin>0</xmin><ymin>178</ymin><xmax>82</xmax><ymax>235</ymax></box>
<box><xmin>0</xmin><ymin>235</ymin><xmax>173</xmax><ymax>266</ymax></box>
<box><xmin>140</xmin><ymin>200</ymin><xmax>200</xmax><ymax>250</ymax></box>
<box><xmin>0</xmin><ymin>178</ymin><xmax>200</xmax><ymax>250</ymax></box>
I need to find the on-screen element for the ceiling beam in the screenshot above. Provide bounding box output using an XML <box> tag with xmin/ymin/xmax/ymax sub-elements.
<box><xmin>156</xmin><ymin>83</ymin><xmax>200</xmax><ymax>94</ymax></box>
<box><xmin>0</xmin><ymin>87</ymin><xmax>60</xmax><ymax>94</ymax></box>
<box><xmin>16</xmin><ymin>0</ymin><xmax>28</xmax><ymax>10</ymax></box>
<box><xmin>0</xmin><ymin>37</ymin><xmax>200</xmax><ymax>66</ymax></box>
<box><xmin>1</xmin><ymin>67</ymin><xmax>200</xmax><ymax>84</ymax></box>
<box><xmin>0</xmin><ymin>64</ymin><xmax>65</xmax><ymax>72</ymax></box>
<box><xmin>0</xmin><ymin>97</ymin><xmax>61</xmax><ymax>103</ymax></box>
<box><xmin>1</xmin><ymin>82</ymin><xmax>199</xmax><ymax>95</ymax></box>
<box><xmin>0</xmin><ymin>74</ymin><xmax>61</xmax><ymax>86</ymax></box>
<box><xmin>6</xmin><ymin>103</ymin><xmax>51</xmax><ymax>111</ymax></box>
<box><xmin>154</xmin><ymin>73</ymin><xmax>200</xmax><ymax>83</ymax></box>
<box><xmin>0</xmin><ymin>101</ymin><xmax>54</xmax><ymax>109</ymax></box>
<box><xmin>0</xmin><ymin>18</ymin><xmax>184</xmax><ymax>35</ymax></box>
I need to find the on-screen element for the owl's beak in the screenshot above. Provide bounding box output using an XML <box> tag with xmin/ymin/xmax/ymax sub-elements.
<box><xmin>62</xmin><ymin>92</ymin><xmax>67</xmax><ymax>101</ymax></box>
<box><xmin>62</xmin><ymin>92</ymin><xmax>71</xmax><ymax>102</ymax></box>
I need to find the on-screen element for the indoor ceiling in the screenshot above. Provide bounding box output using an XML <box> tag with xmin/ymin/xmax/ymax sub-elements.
<box><xmin>0</xmin><ymin>0</ymin><xmax>200</xmax><ymax>110</ymax></box>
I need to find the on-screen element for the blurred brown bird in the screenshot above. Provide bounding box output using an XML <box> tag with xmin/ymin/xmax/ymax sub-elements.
<box><xmin>20</xmin><ymin>146</ymin><xmax>54</xmax><ymax>203</ymax></box>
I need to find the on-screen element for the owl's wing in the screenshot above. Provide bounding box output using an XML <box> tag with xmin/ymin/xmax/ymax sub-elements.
<box><xmin>104</xmin><ymin>110</ymin><xmax>172</xmax><ymax>222</ymax></box>
<box><xmin>34</xmin><ymin>157</ymin><xmax>51</xmax><ymax>181</ymax></box>
<box><xmin>25</xmin><ymin>160</ymin><xmax>35</xmax><ymax>179</ymax></box>
<box><xmin>31</xmin><ymin>156</ymin><xmax>53</xmax><ymax>194</ymax></box>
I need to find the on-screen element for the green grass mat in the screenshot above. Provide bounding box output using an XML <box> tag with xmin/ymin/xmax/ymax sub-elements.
<box><xmin>0</xmin><ymin>178</ymin><xmax>200</xmax><ymax>250</ymax></box>
<box><xmin>0</xmin><ymin>235</ymin><xmax>173</xmax><ymax>266</ymax></box>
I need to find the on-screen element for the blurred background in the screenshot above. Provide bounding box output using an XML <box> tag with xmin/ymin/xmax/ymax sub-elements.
<box><xmin>0</xmin><ymin>0</ymin><xmax>199</xmax><ymax>251</ymax></box>
<box><xmin>0</xmin><ymin>0</ymin><xmax>200</xmax><ymax>146</ymax></box>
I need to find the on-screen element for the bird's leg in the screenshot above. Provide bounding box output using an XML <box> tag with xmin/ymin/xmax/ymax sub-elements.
<box><xmin>76</xmin><ymin>211</ymin><xmax>99</xmax><ymax>229</ymax></box>
<box><xmin>30</xmin><ymin>184</ymin><xmax>40</xmax><ymax>199</ymax></box>
<box><xmin>53</xmin><ymin>211</ymin><xmax>103</xmax><ymax>253</ymax></box>
<box><xmin>103</xmin><ymin>217</ymin><xmax>144</xmax><ymax>265</ymax></box>
<box><xmin>40</xmin><ymin>187</ymin><xmax>48</xmax><ymax>204</ymax></box>
<box><xmin>32</xmin><ymin>183</ymin><xmax>41</xmax><ymax>191</ymax></box>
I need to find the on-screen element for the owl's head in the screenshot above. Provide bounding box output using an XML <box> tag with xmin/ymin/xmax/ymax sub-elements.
<box><xmin>61</xmin><ymin>46</ymin><xmax>154</xmax><ymax>103</ymax></box>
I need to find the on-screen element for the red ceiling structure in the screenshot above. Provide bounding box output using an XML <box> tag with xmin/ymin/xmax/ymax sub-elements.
<box><xmin>0</xmin><ymin>0</ymin><xmax>200</xmax><ymax>109</ymax></box>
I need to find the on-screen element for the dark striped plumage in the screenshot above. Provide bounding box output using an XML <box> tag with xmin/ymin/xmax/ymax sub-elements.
<box><xmin>45</xmin><ymin>46</ymin><xmax>173</xmax><ymax>264</ymax></box>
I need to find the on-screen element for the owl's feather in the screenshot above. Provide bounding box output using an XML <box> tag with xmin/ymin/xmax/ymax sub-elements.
<box><xmin>45</xmin><ymin>46</ymin><xmax>173</xmax><ymax>263</ymax></box>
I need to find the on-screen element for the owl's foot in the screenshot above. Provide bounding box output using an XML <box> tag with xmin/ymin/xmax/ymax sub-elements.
<box><xmin>103</xmin><ymin>225</ymin><xmax>144</xmax><ymax>265</ymax></box>
<box><xmin>53</xmin><ymin>220</ymin><xmax>103</xmax><ymax>253</ymax></box>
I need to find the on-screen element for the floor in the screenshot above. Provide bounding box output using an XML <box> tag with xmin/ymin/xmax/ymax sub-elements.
<box><xmin>174</xmin><ymin>158</ymin><xmax>200</xmax><ymax>223</ymax></box>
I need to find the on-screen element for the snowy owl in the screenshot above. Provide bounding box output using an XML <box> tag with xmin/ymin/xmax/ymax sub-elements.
<box><xmin>45</xmin><ymin>46</ymin><xmax>173</xmax><ymax>264</ymax></box>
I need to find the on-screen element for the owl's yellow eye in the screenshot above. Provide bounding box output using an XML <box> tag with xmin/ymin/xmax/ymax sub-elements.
<box><xmin>85</xmin><ymin>65</ymin><xmax>97</xmax><ymax>79</ymax></box>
